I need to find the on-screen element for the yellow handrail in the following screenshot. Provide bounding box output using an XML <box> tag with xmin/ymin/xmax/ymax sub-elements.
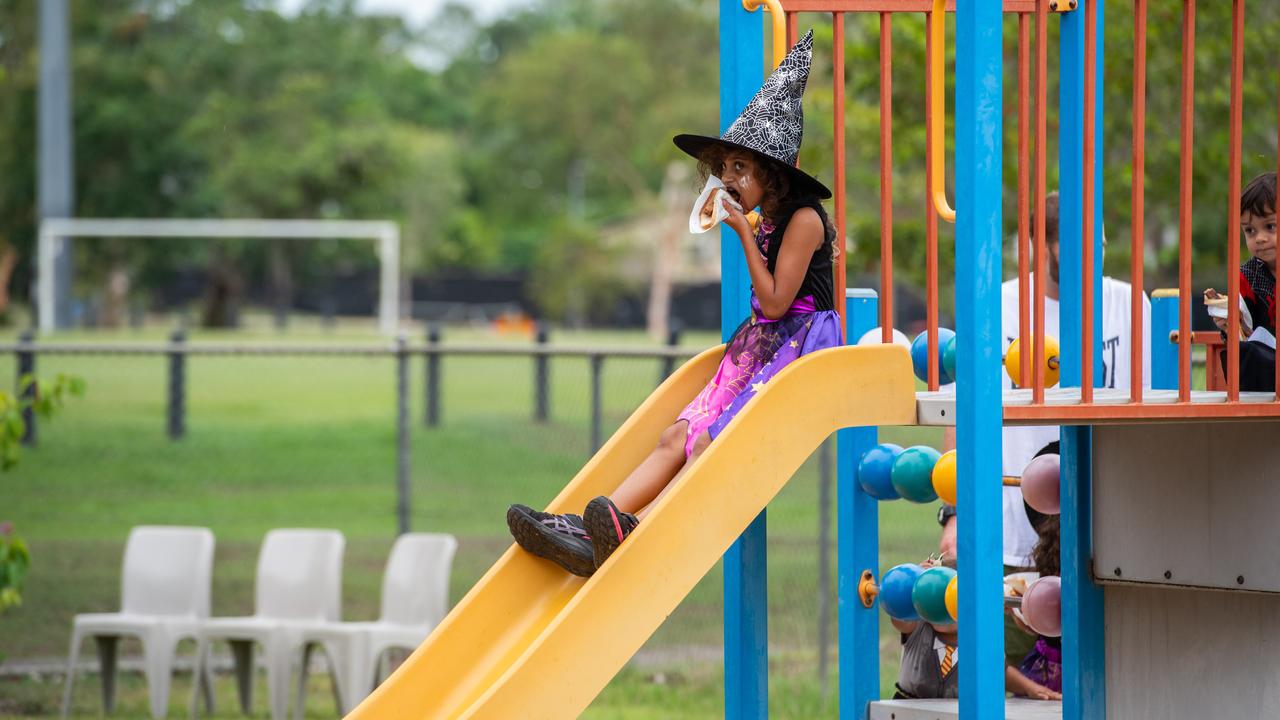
<box><xmin>743</xmin><ymin>0</ymin><xmax>786</xmax><ymax>69</ymax></box>
<box><xmin>930</xmin><ymin>0</ymin><xmax>956</xmax><ymax>223</ymax></box>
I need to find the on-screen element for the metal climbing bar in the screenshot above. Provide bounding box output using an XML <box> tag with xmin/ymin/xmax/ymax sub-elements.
<box><xmin>928</xmin><ymin>0</ymin><xmax>955</xmax><ymax>224</ymax></box>
<box><xmin>1034</xmin><ymin>0</ymin><xmax>1049</xmax><ymax>404</ymax></box>
<box><xmin>1081</xmin><ymin>0</ymin><xmax>1096</xmax><ymax>403</ymax></box>
<box><xmin>880</xmin><ymin>12</ymin><xmax>895</xmax><ymax>347</ymax></box>
<box><xmin>1177</xmin><ymin>0</ymin><xmax>1195</xmax><ymax>402</ymax></box>
<box><xmin>1017</xmin><ymin>12</ymin><xmax>1032</xmax><ymax>395</ymax></box>
<box><xmin>1130</xmin><ymin>0</ymin><xmax>1147</xmax><ymax>403</ymax></box>
<box><xmin>1226</xmin><ymin>0</ymin><xmax>1245</xmax><ymax>401</ymax></box>
<box><xmin>833</xmin><ymin>11</ymin><xmax>848</xmax><ymax>322</ymax></box>
<box><xmin>924</xmin><ymin>8</ymin><xmax>940</xmax><ymax>390</ymax></box>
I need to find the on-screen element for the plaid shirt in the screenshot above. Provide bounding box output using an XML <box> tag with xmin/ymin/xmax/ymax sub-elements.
<box><xmin>1240</xmin><ymin>256</ymin><xmax>1276</xmax><ymax>334</ymax></box>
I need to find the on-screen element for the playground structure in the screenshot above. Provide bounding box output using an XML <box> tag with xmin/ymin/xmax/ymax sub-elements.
<box><xmin>341</xmin><ymin>0</ymin><xmax>1280</xmax><ymax>718</ymax></box>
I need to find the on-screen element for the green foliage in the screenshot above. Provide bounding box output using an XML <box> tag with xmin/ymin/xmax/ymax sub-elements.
<box><xmin>528</xmin><ymin>218</ymin><xmax>626</xmax><ymax>325</ymax></box>
<box><xmin>0</xmin><ymin>373</ymin><xmax>82</xmax><ymax>614</ymax></box>
<box><xmin>1</xmin><ymin>1</ymin><xmax>1278</xmax><ymax>323</ymax></box>
<box><xmin>0</xmin><ymin>523</ymin><xmax>29</xmax><ymax>612</ymax></box>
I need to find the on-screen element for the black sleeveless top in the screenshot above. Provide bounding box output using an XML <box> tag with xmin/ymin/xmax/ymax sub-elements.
<box><xmin>758</xmin><ymin>199</ymin><xmax>836</xmax><ymax>312</ymax></box>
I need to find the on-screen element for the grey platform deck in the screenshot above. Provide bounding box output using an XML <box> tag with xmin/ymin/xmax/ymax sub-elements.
<box><xmin>915</xmin><ymin>388</ymin><xmax>1280</xmax><ymax>426</ymax></box>
<box><xmin>869</xmin><ymin>699</ymin><xmax>1062</xmax><ymax>720</ymax></box>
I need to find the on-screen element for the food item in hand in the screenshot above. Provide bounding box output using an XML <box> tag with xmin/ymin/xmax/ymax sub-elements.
<box><xmin>1007</xmin><ymin>577</ymin><xmax>1028</xmax><ymax>597</ymax></box>
<box><xmin>699</xmin><ymin>188</ymin><xmax>724</xmax><ymax>230</ymax></box>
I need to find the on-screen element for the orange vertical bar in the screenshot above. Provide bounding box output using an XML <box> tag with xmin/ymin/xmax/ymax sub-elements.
<box><xmin>1081</xmin><ymin>0</ymin><xmax>1096</xmax><ymax>403</ymax></box>
<box><xmin>1017</xmin><ymin>13</ymin><xmax>1031</xmax><ymax>392</ymax></box>
<box><xmin>1177</xmin><ymin>0</ymin><xmax>1196</xmax><ymax>402</ymax></box>
<box><xmin>1130</xmin><ymin>0</ymin><xmax>1147</xmax><ymax>402</ymax></box>
<box><xmin>1225</xmin><ymin>0</ymin><xmax>1244</xmax><ymax>401</ymax></box>
<box><xmin>787</xmin><ymin>13</ymin><xmax>798</xmax><ymax>48</ymax></box>
<box><xmin>880</xmin><ymin>13</ymin><xmax>895</xmax><ymax>346</ymax></box>
<box><xmin>925</xmin><ymin>9</ymin><xmax>939</xmax><ymax>381</ymax></box>
<box><xmin>834</xmin><ymin>12</ymin><xmax>847</xmax><ymax>323</ymax></box>
<box><xmin>1033</xmin><ymin>0</ymin><xmax>1048</xmax><ymax>404</ymax></box>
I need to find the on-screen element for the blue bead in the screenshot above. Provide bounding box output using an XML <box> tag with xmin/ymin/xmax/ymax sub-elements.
<box><xmin>911</xmin><ymin>328</ymin><xmax>957</xmax><ymax>385</ymax></box>
<box><xmin>880</xmin><ymin>563</ymin><xmax>925</xmax><ymax>621</ymax></box>
<box><xmin>857</xmin><ymin>443</ymin><xmax>904</xmax><ymax>500</ymax></box>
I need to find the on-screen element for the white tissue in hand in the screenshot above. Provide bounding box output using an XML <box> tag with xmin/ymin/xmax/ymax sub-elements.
<box><xmin>689</xmin><ymin>175</ymin><xmax>743</xmax><ymax>234</ymax></box>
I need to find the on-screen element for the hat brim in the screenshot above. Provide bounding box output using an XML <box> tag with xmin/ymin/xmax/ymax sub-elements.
<box><xmin>673</xmin><ymin>133</ymin><xmax>832</xmax><ymax>200</ymax></box>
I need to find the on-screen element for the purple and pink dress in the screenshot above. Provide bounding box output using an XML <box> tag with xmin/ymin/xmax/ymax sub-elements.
<box><xmin>677</xmin><ymin>201</ymin><xmax>843</xmax><ymax>455</ymax></box>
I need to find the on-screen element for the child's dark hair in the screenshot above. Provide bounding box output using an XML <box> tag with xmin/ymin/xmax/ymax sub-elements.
<box><xmin>1024</xmin><ymin>441</ymin><xmax>1060</xmax><ymax>577</ymax></box>
<box><xmin>1241</xmin><ymin>172</ymin><xmax>1276</xmax><ymax>218</ymax></box>
<box><xmin>696</xmin><ymin>145</ymin><xmax>836</xmax><ymax>247</ymax></box>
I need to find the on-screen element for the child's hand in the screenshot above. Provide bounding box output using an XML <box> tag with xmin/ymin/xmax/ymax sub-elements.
<box><xmin>1204</xmin><ymin>288</ymin><xmax>1251</xmax><ymax>339</ymax></box>
<box><xmin>722</xmin><ymin>196</ymin><xmax>752</xmax><ymax>239</ymax></box>
<box><xmin>1027</xmin><ymin>683</ymin><xmax>1062</xmax><ymax>701</ymax></box>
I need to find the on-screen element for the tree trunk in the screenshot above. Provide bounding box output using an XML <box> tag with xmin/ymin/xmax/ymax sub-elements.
<box><xmin>268</xmin><ymin>241</ymin><xmax>294</xmax><ymax>331</ymax></box>
<box><xmin>646</xmin><ymin>162</ymin><xmax>690</xmax><ymax>341</ymax></box>
<box><xmin>202</xmin><ymin>244</ymin><xmax>243</xmax><ymax>328</ymax></box>
<box><xmin>0</xmin><ymin>244</ymin><xmax>19</xmax><ymax>321</ymax></box>
<box><xmin>100</xmin><ymin>262</ymin><xmax>130</xmax><ymax>328</ymax></box>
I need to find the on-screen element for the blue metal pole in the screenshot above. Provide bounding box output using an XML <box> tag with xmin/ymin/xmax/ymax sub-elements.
<box><xmin>1059</xmin><ymin>4</ymin><xmax>1107</xmax><ymax>718</ymax></box>
<box><xmin>955</xmin><ymin>1</ymin><xmax>1005</xmax><ymax>717</ymax></box>
<box><xmin>720</xmin><ymin>3</ymin><xmax>766</xmax><ymax>717</ymax></box>
<box><xmin>1150</xmin><ymin>291</ymin><xmax>1179</xmax><ymax>390</ymax></box>
<box><xmin>1060</xmin><ymin>425</ymin><xmax>1105</xmax><ymax>719</ymax></box>
<box><xmin>837</xmin><ymin>289</ymin><xmax>879</xmax><ymax>718</ymax></box>
<box><xmin>1059</xmin><ymin>3</ymin><xmax>1084</xmax><ymax>390</ymax></box>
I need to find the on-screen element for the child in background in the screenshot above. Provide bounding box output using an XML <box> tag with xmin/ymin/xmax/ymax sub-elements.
<box><xmin>892</xmin><ymin>555</ymin><xmax>960</xmax><ymax>700</ymax></box>
<box><xmin>1205</xmin><ymin>172</ymin><xmax>1276</xmax><ymax>390</ymax></box>
<box><xmin>1011</xmin><ymin>505</ymin><xmax>1063</xmax><ymax>699</ymax></box>
<box><xmin>505</xmin><ymin>31</ymin><xmax>843</xmax><ymax>577</ymax></box>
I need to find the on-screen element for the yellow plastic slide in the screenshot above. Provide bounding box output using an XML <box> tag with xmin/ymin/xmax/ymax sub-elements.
<box><xmin>345</xmin><ymin>343</ymin><xmax>916</xmax><ymax>719</ymax></box>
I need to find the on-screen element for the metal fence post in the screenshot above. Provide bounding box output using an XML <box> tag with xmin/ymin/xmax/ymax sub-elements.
<box><xmin>589</xmin><ymin>354</ymin><xmax>604</xmax><ymax>456</ymax></box>
<box><xmin>534</xmin><ymin>323</ymin><xmax>549</xmax><ymax>422</ymax></box>
<box><xmin>395</xmin><ymin>334</ymin><xmax>411</xmax><ymax>534</ymax></box>
<box><xmin>817</xmin><ymin>437</ymin><xmax>833</xmax><ymax>698</ymax></box>
<box><xmin>17</xmin><ymin>330</ymin><xmax>35</xmax><ymax>446</ymax></box>
<box><xmin>424</xmin><ymin>324</ymin><xmax>441</xmax><ymax>427</ymax></box>
<box><xmin>659</xmin><ymin>320</ymin><xmax>682</xmax><ymax>383</ymax></box>
<box><xmin>167</xmin><ymin>329</ymin><xmax>185</xmax><ymax>440</ymax></box>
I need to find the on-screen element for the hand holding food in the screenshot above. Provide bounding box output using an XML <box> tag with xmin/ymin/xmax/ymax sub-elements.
<box><xmin>689</xmin><ymin>176</ymin><xmax>743</xmax><ymax>234</ymax></box>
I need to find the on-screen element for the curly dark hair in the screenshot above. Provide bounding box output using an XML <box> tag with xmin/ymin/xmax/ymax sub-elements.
<box><xmin>694</xmin><ymin>145</ymin><xmax>832</xmax><ymax>246</ymax></box>
<box><xmin>1024</xmin><ymin>441</ymin><xmax>1061</xmax><ymax>577</ymax></box>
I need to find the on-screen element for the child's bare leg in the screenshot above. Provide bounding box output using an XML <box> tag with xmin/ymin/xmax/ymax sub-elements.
<box><xmin>607</xmin><ymin>420</ymin><xmax>691</xmax><ymax>514</ymax></box>
<box><xmin>637</xmin><ymin>430</ymin><xmax>711</xmax><ymax>520</ymax></box>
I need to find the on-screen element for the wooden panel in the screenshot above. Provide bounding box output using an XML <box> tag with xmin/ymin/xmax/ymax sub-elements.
<box><xmin>1094</xmin><ymin>422</ymin><xmax>1280</xmax><ymax>593</ymax></box>
<box><xmin>869</xmin><ymin>699</ymin><xmax>1061</xmax><ymax>719</ymax></box>
<box><xmin>1106</xmin><ymin>585</ymin><xmax>1280</xmax><ymax>718</ymax></box>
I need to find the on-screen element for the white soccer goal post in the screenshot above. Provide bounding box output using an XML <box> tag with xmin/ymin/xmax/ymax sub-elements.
<box><xmin>38</xmin><ymin>218</ymin><xmax>401</xmax><ymax>335</ymax></box>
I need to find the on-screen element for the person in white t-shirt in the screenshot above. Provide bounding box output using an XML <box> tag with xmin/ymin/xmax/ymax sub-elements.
<box><xmin>936</xmin><ymin>191</ymin><xmax>1152</xmax><ymax>664</ymax></box>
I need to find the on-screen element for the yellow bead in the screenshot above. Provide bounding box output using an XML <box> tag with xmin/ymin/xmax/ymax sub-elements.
<box><xmin>945</xmin><ymin>575</ymin><xmax>959</xmax><ymax>622</ymax></box>
<box><xmin>932</xmin><ymin>449</ymin><xmax>958</xmax><ymax>507</ymax></box>
<box><xmin>1004</xmin><ymin>335</ymin><xmax>1061</xmax><ymax>388</ymax></box>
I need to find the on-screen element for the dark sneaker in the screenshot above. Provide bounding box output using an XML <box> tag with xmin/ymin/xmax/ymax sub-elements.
<box><xmin>582</xmin><ymin>496</ymin><xmax>639</xmax><ymax>569</ymax></box>
<box><xmin>507</xmin><ymin>504</ymin><xmax>596</xmax><ymax>577</ymax></box>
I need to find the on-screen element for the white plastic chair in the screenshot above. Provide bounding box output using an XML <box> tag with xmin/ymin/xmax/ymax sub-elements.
<box><xmin>293</xmin><ymin>533</ymin><xmax>457</xmax><ymax>714</ymax></box>
<box><xmin>192</xmin><ymin>529</ymin><xmax>344</xmax><ymax>720</ymax></box>
<box><xmin>61</xmin><ymin>526</ymin><xmax>216</xmax><ymax>719</ymax></box>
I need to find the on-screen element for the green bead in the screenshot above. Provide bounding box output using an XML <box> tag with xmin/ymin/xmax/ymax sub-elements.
<box><xmin>890</xmin><ymin>445</ymin><xmax>942</xmax><ymax>503</ymax></box>
<box><xmin>912</xmin><ymin>566</ymin><xmax>958</xmax><ymax>625</ymax></box>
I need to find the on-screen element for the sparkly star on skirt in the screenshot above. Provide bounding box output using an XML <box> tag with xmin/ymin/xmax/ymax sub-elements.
<box><xmin>676</xmin><ymin>294</ymin><xmax>842</xmax><ymax>456</ymax></box>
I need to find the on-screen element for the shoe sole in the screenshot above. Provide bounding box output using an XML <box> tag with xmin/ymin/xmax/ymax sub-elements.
<box><xmin>583</xmin><ymin>497</ymin><xmax>628</xmax><ymax>570</ymax></box>
<box><xmin>507</xmin><ymin>505</ymin><xmax>596</xmax><ymax>577</ymax></box>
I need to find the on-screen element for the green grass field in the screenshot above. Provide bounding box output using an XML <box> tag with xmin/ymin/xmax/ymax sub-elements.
<box><xmin>0</xmin><ymin>325</ymin><xmax>945</xmax><ymax>718</ymax></box>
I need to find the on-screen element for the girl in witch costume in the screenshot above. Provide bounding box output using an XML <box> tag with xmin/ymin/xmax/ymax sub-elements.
<box><xmin>507</xmin><ymin>30</ymin><xmax>842</xmax><ymax>577</ymax></box>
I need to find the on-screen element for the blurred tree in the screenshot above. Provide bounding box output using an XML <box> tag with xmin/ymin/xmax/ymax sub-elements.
<box><xmin>1</xmin><ymin>0</ymin><xmax>1275</xmax><ymax>329</ymax></box>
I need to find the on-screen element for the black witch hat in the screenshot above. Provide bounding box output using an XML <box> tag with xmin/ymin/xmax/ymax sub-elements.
<box><xmin>673</xmin><ymin>29</ymin><xmax>830</xmax><ymax>200</ymax></box>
